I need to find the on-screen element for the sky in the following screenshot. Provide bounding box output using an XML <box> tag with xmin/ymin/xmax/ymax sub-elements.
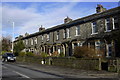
<box><xmin>1</xmin><ymin>2</ymin><xmax>119</xmax><ymax>40</ymax></box>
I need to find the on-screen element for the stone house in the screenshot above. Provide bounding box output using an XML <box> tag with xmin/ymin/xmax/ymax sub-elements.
<box><xmin>14</xmin><ymin>4</ymin><xmax>120</xmax><ymax>57</ymax></box>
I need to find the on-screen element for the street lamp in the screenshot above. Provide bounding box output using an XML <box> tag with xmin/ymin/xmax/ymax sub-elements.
<box><xmin>12</xmin><ymin>22</ymin><xmax>14</xmax><ymax>53</ymax></box>
<box><xmin>8</xmin><ymin>20</ymin><xmax>15</xmax><ymax>53</ymax></box>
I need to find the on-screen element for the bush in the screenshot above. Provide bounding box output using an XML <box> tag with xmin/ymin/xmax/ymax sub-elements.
<box><xmin>19</xmin><ymin>52</ymin><xmax>26</xmax><ymax>57</ymax></box>
<box><xmin>26</xmin><ymin>52</ymin><xmax>34</xmax><ymax>57</ymax></box>
<box><xmin>73</xmin><ymin>46</ymin><xmax>104</xmax><ymax>58</ymax></box>
<box><xmin>14</xmin><ymin>40</ymin><xmax>25</xmax><ymax>55</ymax></box>
<box><xmin>0</xmin><ymin>51</ymin><xmax>7</xmax><ymax>55</ymax></box>
<box><xmin>59</xmin><ymin>52</ymin><xmax>65</xmax><ymax>57</ymax></box>
<box><xmin>51</xmin><ymin>51</ymin><xmax>59</xmax><ymax>57</ymax></box>
<box><xmin>40</xmin><ymin>52</ymin><xmax>48</xmax><ymax>58</ymax></box>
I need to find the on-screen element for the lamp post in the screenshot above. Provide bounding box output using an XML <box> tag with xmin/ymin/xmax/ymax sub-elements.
<box><xmin>12</xmin><ymin>22</ymin><xmax>14</xmax><ymax>53</ymax></box>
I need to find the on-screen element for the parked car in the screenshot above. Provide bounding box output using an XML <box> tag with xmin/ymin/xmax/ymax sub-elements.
<box><xmin>2</xmin><ymin>53</ymin><xmax>16</xmax><ymax>62</ymax></box>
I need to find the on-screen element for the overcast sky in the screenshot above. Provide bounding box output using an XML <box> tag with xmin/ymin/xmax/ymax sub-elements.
<box><xmin>1</xmin><ymin>2</ymin><xmax>119</xmax><ymax>39</ymax></box>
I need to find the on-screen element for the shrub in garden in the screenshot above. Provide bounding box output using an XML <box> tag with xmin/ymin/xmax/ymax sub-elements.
<box><xmin>40</xmin><ymin>52</ymin><xmax>48</xmax><ymax>58</ymax></box>
<box><xmin>19</xmin><ymin>52</ymin><xmax>26</xmax><ymax>57</ymax></box>
<box><xmin>14</xmin><ymin>40</ymin><xmax>25</xmax><ymax>56</ymax></box>
<box><xmin>0</xmin><ymin>51</ymin><xmax>7</xmax><ymax>55</ymax></box>
<box><xmin>26</xmin><ymin>52</ymin><xmax>34</xmax><ymax>57</ymax></box>
<box><xmin>51</xmin><ymin>51</ymin><xmax>59</xmax><ymax>57</ymax></box>
<box><xmin>59</xmin><ymin>52</ymin><xmax>65</xmax><ymax>57</ymax></box>
<box><xmin>73</xmin><ymin>46</ymin><xmax>104</xmax><ymax>58</ymax></box>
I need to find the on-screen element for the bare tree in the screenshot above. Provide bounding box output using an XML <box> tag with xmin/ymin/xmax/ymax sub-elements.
<box><xmin>1</xmin><ymin>36</ymin><xmax>12</xmax><ymax>52</ymax></box>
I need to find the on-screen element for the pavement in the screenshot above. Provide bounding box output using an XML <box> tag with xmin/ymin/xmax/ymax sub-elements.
<box><xmin>8</xmin><ymin>61</ymin><xmax>119</xmax><ymax>79</ymax></box>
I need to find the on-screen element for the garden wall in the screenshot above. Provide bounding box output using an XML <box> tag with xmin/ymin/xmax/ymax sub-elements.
<box><xmin>108</xmin><ymin>58</ymin><xmax>120</xmax><ymax>72</ymax></box>
<box><xmin>51</xmin><ymin>57</ymin><xmax>101</xmax><ymax>70</ymax></box>
<box><xmin>16</xmin><ymin>57</ymin><xmax>101</xmax><ymax>70</ymax></box>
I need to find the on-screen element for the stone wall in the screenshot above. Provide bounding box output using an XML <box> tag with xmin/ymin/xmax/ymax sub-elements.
<box><xmin>108</xmin><ymin>58</ymin><xmax>120</xmax><ymax>72</ymax></box>
<box><xmin>16</xmin><ymin>57</ymin><xmax>101</xmax><ymax>70</ymax></box>
<box><xmin>51</xmin><ymin>57</ymin><xmax>101</xmax><ymax>70</ymax></box>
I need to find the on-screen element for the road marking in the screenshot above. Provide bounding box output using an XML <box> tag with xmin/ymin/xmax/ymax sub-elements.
<box><xmin>13</xmin><ymin>71</ymin><xmax>30</xmax><ymax>78</ymax></box>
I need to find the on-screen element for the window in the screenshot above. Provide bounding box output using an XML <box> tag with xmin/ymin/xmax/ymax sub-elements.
<box><xmin>34</xmin><ymin>37</ymin><xmax>37</xmax><ymax>44</ymax></box>
<box><xmin>73</xmin><ymin>43</ymin><xmax>77</xmax><ymax>49</ymax></box>
<box><xmin>56</xmin><ymin>31</ymin><xmax>59</xmax><ymax>40</ymax></box>
<box><xmin>67</xmin><ymin>28</ymin><xmax>70</xmax><ymax>38</ymax></box>
<box><xmin>26</xmin><ymin>39</ymin><xmax>28</xmax><ymax>45</ymax></box>
<box><xmin>106</xmin><ymin>44</ymin><xmax>112</xmax><ymax>57</ymax></box>
<box><xmin>95</xmin><ymin>40</ymin><xmax>100</xmax><ymax>50</ymax></box>
<box><xmin>47</xmin><ymin>34</ymin><xmax>50</xmax><ymax>41</ymax></box>
<box><xmin>92</xmin><ymin>22</ymin><xmax>98</xmax><ymax>34</ymax></box>
<box><xmin>41</xmin><ymin>35</ymin><xmax>43</xmax><ymax>41</ymax></box>
<box><xmin>31</xmin><ymin>38</ymin><xmax>33</xmax><ymax>45</ymax></box>
<box><xmin>79</xmin><ymin>43</ymin><xmax>83</xmax><ymax>47</ymax></box>
<box><xmin>58</xmin><ymin>48</ymin><xmax>61</xmax><ymax>54</ymax></box>
<box><xmin>113</xmin><ymin>16</ymin><xmax>119</xmax><ymax>29</ymax></box>
<box><xmin>76</xmin><ymin>25</ymin><xmax>80</xmax><ymax>36</ymax></box>
<box><xmin>63</xmin><ymin>29</ymin><xmax>67</xmax><ymax>39</ymax></box>
<box><xmin>105</xmin><ymin>18</ymin><xmax>111</xmax><ymax>31</ymax></box>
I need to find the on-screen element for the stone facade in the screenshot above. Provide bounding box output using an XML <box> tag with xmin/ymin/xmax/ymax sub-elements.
<box><xmin>14</xmin><ymin>5</ymin><xmax>120</xmax><ymax>57</ymax></box>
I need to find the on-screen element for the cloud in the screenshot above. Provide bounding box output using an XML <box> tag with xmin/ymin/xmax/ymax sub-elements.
<box><xmin>2</xmin><ymin>2</ymin><xmax>95</xmax><ymax>37</ymax></box>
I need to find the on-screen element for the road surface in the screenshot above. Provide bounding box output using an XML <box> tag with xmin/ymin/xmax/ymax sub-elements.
<box><xmin>2</xmin><ymin>62</ymin><xmax>120</xmax><ymax>80</ymax></box>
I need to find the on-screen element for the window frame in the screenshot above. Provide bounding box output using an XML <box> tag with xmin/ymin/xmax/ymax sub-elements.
<box><xmin>95</xmin><ymin>40</ymin><xmax>100</xmax><ymax>50</ymax></box>
<box><xmin>106</xmin><ymin>44</ymin><xmax>112</xmax><ymax>57</ymax></box>
<box><xmin>105</xmin><ymin>18</ymin><xmax>111</xmax><ymax>32</ymax></box>
<box><xmin>112</xmin><ymin>16</ymin><xmax>119</xmax><ymax>30</ymax></box>
<box><xmin>34</xmin><ymin>37</ymin><xmax>37</xmax><ymax>44</ymax></box>
<box><xmin>63</xmin><ymin>29</ymin><xmax>67</xmax><ymax>39</ymax></box>
<box><xmin>31</xmin><ymin>38</ymin><xmax>33</xmax><ymax>45</ymax></box>
<box><xmin>91</xmin><ymin>21</ymin><xmax>98</xmax><ymax>35</ymax></box>
<box><xmin>67</xmin><ymin>28</ymin><xmax>70</xmax><ymax>38</ymax></box>
<box><xmin>26</xmin><ymin>39</ymin><xmax>28</xmax><ymax>45</ymax></box>
<box><xmin>46</xmin><ymin>33</ymin><xmax>50</xmax><ymax>41</ymax></box>
<box><xmin>75</xmin><ymin>25</ymin><xmax>80</xmax><ymax>36</ymax></box>
<box><xmin>56</xmin><ymin>31</ymin><xmax>59</xmax><ymax>40</ymax></box>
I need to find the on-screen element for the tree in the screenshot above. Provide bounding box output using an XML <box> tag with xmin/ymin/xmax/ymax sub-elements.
<box><xmin>1</xmin><ymin>36</ymin><xmax>12</xmax><ymax>52</ymax></box>
<box><xmin>14</xmin><ymin>40</ymin><xmax>25</xmax><ymax>56</ymax></box>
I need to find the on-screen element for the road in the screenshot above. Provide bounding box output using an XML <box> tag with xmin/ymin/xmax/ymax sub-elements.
<box><xmin>2</xmin><ymin>63</ymin><xmax>63</xmax><ymax>80</ymax></box>
<box><xmin>1</xmin><ymin>62</ymin><xmax>120</xmax><ymax>80</ymax></box>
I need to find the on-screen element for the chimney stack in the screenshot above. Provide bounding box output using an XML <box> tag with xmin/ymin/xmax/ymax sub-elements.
<box><xmin>64</xmin><ymin>16</ymin><xmax>72</xmax><ymax>23</ymax></box>
<box><xmin>25</xmin><ymin>32</ymin><xmax>29</xmax><ymax>37</ymax></box>
<box><xmin>96</xmin><ymin>4</ymin><xmax>106</xmax><ymax>13</ymax></box>
<box><xmin>39</xmin><ymin>25</ymin><xmax>45</xmax><ymax>32</ymax></box>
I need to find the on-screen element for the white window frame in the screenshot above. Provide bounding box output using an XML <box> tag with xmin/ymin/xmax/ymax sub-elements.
<box><xmin>35</xmin><ymin>37</ymin><xmax>37</xmax><ymax>44</ymax></box>
<box><xmin>47</xmin><ymin>34</ymin><xmax>50</xmax><ymax>41</ymax></box>
<box><xmin>75</xmin><ymin>25</ymin><xmax>80</xmax><ymax>36</ymax></box>
<box><xmin>112</xmin><ymin>17</ymin><xmax>118</xmax><ymax>30</ymax></box>
<box><xmin>58</xmin><ymin>48</ymin><xmax>61</xmax><ymax>54</ymax></box>
<box><xmin>56</xmin><ymin>31</ymin><xmax>59</xmax><ymax>40</ymax></box>
<box><xmin>63</xmin><ymin>29</ymin><xmax>66</xmax><ymax>39</ymax></box>
<box><xmin>41</xmin><ymin>35</ymin><xmax>43</xmax><ymax>41</ymax></box>
<box><xmin>91</xmin><ymin>22</ymin><xmax>98</xmax><ymax>34</ymax></box>
<box><xmin>112</xmin><ymin>17</ymin><xmax>115</xmax><ymax>30</ymax></box>
<box><xmin>67</xmin><ymin>28</ymin><xmax>70</xmax><ymax>38</ymax></box>
<box><xmin>105</xmin><ymin>18</ymin><xmax>111</xmax><ymax>32</ymax></box>
<box><xmin>106</xmin><ymin>44</ymin><xmax>112</xmax><ymax>57</ymax></box>
<box><xmin>26</xmin><ymin>39</ymin><xmax>28</xmax><ymax>45</ymax></box>
<box><xmin>95</xmin><ymin>40</ymin><xmax>100</xmax><ymax>50</ymax></box>
<box><xmin>31</xmin><ymin>38</ymin><xmax>33</xmax><ymax>45</ymax></box>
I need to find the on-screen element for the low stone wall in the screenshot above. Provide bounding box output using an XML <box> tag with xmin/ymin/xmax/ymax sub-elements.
<box><xmin>16</xmin><ymin>57</ymin><xmax>101</xmax><ymax>70</ymax></box>
<box><xmin>108</xmin><ymin>58</ymin><xmax>120</xmax><ymax>72</ymax></box>
<box><xmin>51</xmin><ymin>57</ymin><xmax>101</xmax><ymax>70</ymax></box>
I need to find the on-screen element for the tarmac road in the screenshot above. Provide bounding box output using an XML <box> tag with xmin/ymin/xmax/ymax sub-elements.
<box><xmin>2</xmin><ymin>63</ymin><xmax>63</xmax><ymax>80</ymax></box>
<box><xmin>1</xmin><ymin>62</ymin><xmax>120</xmax><ymax>80</ymax></box>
